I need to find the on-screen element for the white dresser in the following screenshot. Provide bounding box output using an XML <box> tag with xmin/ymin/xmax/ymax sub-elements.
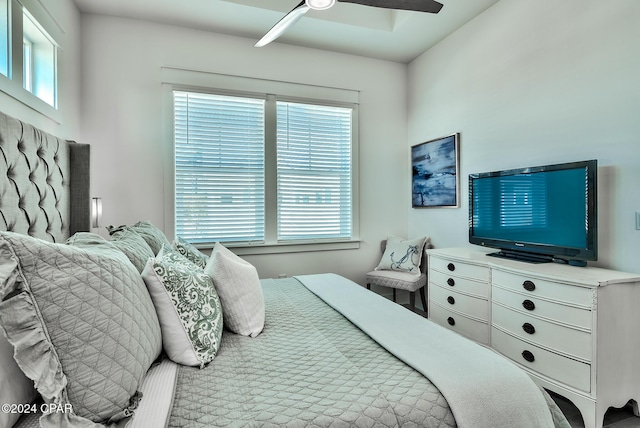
<box><xmin>428</xmin><ymin>251</ymin><xmax>491</xmax><ymax>345</ymax></box>
<box><xmin>427</xmin><ymin>247</ymin><xmax>640</xmax><ymax>428</ymax></box>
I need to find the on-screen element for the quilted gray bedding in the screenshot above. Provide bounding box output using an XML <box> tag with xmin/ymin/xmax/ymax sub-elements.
<box><xmin>168</xmin><ymin>277</ymin><xmax>456</xmax><ymax>427</ymax></box>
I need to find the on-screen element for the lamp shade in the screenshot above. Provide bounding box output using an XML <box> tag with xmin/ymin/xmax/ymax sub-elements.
<box><xmin>91</xmin><ymin>197</ymin><xmax>103</xmax><ymax>229</ymax></box>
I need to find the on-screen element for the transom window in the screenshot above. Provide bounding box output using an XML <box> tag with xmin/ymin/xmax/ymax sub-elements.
<box><xmin>22</xmin><ymin>8</ymin><xmax>57</xmax><ymax>107</ymax></box>
<box><xmin>0</xmin><ymin>0</ymin><xmax>59</xmax><ymax>113</ymax></box>
<box><xmin>0</xmin><ymin>0</ymin><xmax>8</xmax><ymax>77</ymax></box>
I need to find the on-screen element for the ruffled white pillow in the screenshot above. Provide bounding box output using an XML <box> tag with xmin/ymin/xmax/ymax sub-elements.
<box><xmin>0</xmin><ymin>231</ymin><xmax>162</xmax><ymax>426</ymax></box>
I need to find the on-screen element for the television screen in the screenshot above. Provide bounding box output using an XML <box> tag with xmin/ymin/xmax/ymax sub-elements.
<box><xmin>469</xmin><ymin>160</ymin><xmax>597</xmax><ymax>264</ymax></box>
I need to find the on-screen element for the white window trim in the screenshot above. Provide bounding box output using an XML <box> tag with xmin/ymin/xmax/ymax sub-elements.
<box><xmin>161</xmin><ymin>67</ymin><xmax>360</xmax><ymax>254</ymax></box>
<box><xmin>0</xmin><ymin>0</ymin><xmax>61</xmax><ymax>121</ymax></box>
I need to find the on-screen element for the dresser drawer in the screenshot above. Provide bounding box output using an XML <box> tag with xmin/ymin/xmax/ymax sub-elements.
<box><xmin>492</xmin><ymin>327</ymin><xmax>591</xmax><ymax>392</ymax></box>
<box><xmin>429</xmin><ymin>256</ymin><xmax>490</xmax><ymax>282</ymax></box>
<box><xmin>430</xmin><ymin>302</ymin><xmax>489</xmax><ymax>344</ymax></box>
<box><xmin>429</xmin><ymin>269</ymin><xmax>490</xmax><ymax>299</ymax></box>
<box><xmin>492</xmin><ymin>269</ymin><xmax>593</xmax><ymax>307</ymax></box>
<box><xmin>492</xmin><ymin>285</ymin><xmax>592</xmax><ymax>330</ymax></box>
<box><xmin>431</xmin><ymin>284</ymin><xmax>489</xmax><ymax>321</ymax></box>
<box><xmin>492</xmin><ymin>302</ymin><xmax>591</xmax><ymax>361</ymax></box>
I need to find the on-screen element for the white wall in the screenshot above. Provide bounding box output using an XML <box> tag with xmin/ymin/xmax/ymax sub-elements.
<box><xmin>408</xmin><ymin>0</ymin><xmax>640</xmax><ymax>273</ymax></box>
<box><xmin>80</xmin><ymin>15</ymin><xmax>408</xmax><ymax>284</ymax></box>
<box><xmin>0</xmin><ymin>0</ymin><xmax>81</xmax><ymax>138</ymax></box>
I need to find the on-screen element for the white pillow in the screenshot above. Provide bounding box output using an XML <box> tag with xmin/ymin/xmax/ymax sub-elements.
<box><xmin>375</xmin><ymin>236</ymin><xmax>428</xmax><ymax>274</ymax></box>
<box><xmin>204</xmin><ymin>243</ymin><xmax>265</xmax><ymax>337</ymax></box>
<box><xmin>0</xmin><ymin>329</ymin><xmax>36</xmax><ymax>428</ymax></box>
<box><xmin>142</xmin><ymin>245</ymin><xmax>223</xmax><ymax>367</ymax></box>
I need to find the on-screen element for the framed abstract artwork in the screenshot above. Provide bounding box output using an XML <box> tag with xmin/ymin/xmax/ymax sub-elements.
<box><xmin>411</xmin><ymin>133</ymin><xmax>460</xmax><ymax>208</ymax></box>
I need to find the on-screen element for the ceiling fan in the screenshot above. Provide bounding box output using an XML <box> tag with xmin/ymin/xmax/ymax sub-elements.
<box><xmin>254</xmin><ymin>0</ymin><xmax>444</xmax><ymax>47</ymax></box>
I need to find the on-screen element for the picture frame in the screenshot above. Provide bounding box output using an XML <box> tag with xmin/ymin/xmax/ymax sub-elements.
<box><xmin>411</xmin><ymin>133</ymin><xmax>460</xmax><ymax>208</ymax></box>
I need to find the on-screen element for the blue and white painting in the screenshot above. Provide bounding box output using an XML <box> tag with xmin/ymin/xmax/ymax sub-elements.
<box><xmin>412</xmin><ymin>134</ymin><xmax>459</xmax><ymax>207</ymax></box>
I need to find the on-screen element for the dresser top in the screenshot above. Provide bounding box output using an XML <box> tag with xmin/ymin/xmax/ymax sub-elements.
<box><xmin>427</xmin><ymin>247</ymin><xmax>640</xmax><ymax>287</ymax></box>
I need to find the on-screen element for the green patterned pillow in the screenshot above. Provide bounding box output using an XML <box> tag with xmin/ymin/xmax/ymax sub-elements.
<box><xmin>141</xmin><ymin>244</ymin><xmax>223</xmax><ymax>367</ymax></box>
<box><xmin>174</xmin><ymin>236</ymin><xmax>208</xmax><ymax>269</ymax></box>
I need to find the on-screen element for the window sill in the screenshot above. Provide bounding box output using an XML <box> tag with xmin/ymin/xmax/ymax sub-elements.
<box><xmin>0</xmin><ymin>75</ymin><xmax>60</xmax><ymax>123</ymax></box>
<box><xmin>197</xmin><ymin>239</ymin><xmax>361</xmax><ymax>256</ymax></box>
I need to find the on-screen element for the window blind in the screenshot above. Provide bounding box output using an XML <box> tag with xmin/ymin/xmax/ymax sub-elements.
<box><xmin>276</xmin><ymin>101</ymin><xmax>352</xmax><ymax>241</ymax></box>
<box><xmin>174</xmin><ymin>91</ymin><xmax>265</xmax><ymax>243</ymax></box>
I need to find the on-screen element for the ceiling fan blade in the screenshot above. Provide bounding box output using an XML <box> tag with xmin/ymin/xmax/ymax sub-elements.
<box><xmin>336</xmin><ymin>0</ymin><xmax>443</xmax><ymax>13</ymax></box>
<box><xmin>255</xmin><ymin>1</ymin><xmax>310</xmax><ymax>48</ymax></box>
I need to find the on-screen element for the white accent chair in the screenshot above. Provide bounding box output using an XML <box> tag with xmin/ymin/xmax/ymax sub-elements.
<box><xmin>365</xmin><ymin>239</ymin><xmax>429</xmax><ymax>314</ymax></box>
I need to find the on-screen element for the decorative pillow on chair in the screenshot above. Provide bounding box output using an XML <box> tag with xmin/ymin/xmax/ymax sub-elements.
<box><xmin>375</xmin><ymin>236</ymin><xmax>428</xmax><ymax>274</ymax></box>
<box><xmin>204</xmin><ymin>242</ymin><xmax>265</xmax><ymax>337</ymax></box>
<box><xmin>142</xmin><ymin>244</ymin><xmax>223</xmax><ymax>367</ymax></box>
<box><xmin>0</xmin><ymin>231</ymin><xmax>162</xmax><ymax>426</ymax></box>
<box><xmin>174</xmin><ymin>236</ymin><xmax>209</xmax><ymax>269</ymax></box>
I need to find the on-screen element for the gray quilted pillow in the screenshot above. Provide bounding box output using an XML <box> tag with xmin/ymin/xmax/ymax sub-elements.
<box><xmin>109</xmin><ymin>228</ymin><xmax>155</xmax><ymax>273</ymax></box>
<box><xmin>108</xmin><ymin>221</ymin><xmax>170</xmax><ymax>255</ymax></box>
<box><xmin>0</xmin><ymin>231</ymin><xmax>162</xmax><ymax>426</ymax></box>
<box><xmin>66</xmin><ymin>231</ymin><xmax>153</xmax><ymax>274</ymax></box>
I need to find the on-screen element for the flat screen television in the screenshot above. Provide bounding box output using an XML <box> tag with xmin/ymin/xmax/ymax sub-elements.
<box><xmin>468</xmin><ymin>159</ymin><xmax>598</xmax><ymax>266</ymax></box>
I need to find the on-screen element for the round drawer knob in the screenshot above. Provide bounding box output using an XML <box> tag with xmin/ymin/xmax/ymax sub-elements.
<box><xmin>523</xmin><ymin>280</ymin><xmax>536</xmax><ymax>292</ymax></box>
<box><xmin>447</xmin><ymin>296</ymin><xmax>455</xmax><ymax>305</ymax></box>
<box><xmin>522</xmin><ymin>350</ymin><xmax>535</xmax><ymax>363</ymax></box>
<box><xmin>522</xmin><ymin>323</ymin><xmax>536</xmax><ymax>335</ymax></box>
<box><xmin>447</xmin><ymin>263</ymin><xmax>455</xmax><ymax>272</ymax></box>
<box><xmin>447</xmin><ymin>278</ymin><xmax>455</xmax><ymax>287</ymax></box>
<box><xmin>522</xmin><ymin>299</ymin><xmax>536</xmax><ymax>311</ymax></box>
<box><xmin>447</xmin><ymin>317</ymin><xmax>456</xmax><ymax>326</ymax></box>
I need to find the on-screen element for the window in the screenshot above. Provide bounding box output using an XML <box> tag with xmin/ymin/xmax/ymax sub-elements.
<box><xmin>22</xmin><ymin>8</ymin><xmax>56</xmax><ymax>107</ymax></box>
<box><xmin>0</xmin><ymin>0</ymin><xmax>8</xmax><ymax>77</ymax></box>
<box><xmin>22</xmin><ymin>37</ymin><xmax>31</xmax><ymax>89</ymax></box>
<box><xmin>0</xmin><ymin>0</ymin><xmax>59</xmax><ymax>114</ymax></box>
<box><xmin>173</xmin><ymin>89</ymin><xmax>356</xmax><ymax>249</ymax></box>
<box><xmin>174</xmin><ymin>91</ymin><xmax>265</xmax><ymax>244</ymax></box>
<box><xmin>276</xmin><ymin>101</ymin><xmax>352</xmax><ymax>241</ymax></box>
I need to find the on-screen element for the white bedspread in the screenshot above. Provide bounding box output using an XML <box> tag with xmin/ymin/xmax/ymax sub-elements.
<box><xmin>297</xmin><ymin>273</ymin><xmax>555</xmax><ymax>428</ymax></box>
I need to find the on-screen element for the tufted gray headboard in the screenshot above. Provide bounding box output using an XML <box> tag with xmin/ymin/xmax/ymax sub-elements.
<box><xmin>0</xmin><ymin>110</ymin><xmax>90</xmax><ymax>242</ymax></box>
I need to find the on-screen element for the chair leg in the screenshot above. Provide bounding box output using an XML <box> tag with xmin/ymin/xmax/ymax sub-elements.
<box><xmin>420</xmin><ymin>287</ymin><xmax>428</xmax><ymax>316</ymax></box>
<box><xmin>409</xmin><ymin>291</ymin><xmax>416</xmax><ymax>312</ymax></box>
<box><xmin>392</xmin><ymin>288</ymin><xmax>396</xmax><ymax>302</ymax></box>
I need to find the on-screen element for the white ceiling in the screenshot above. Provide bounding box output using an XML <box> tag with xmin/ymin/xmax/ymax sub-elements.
<box><xmin>72</xmin><ymin>0</ymin><xmax>499</xmax><ymax>63</ymax></box>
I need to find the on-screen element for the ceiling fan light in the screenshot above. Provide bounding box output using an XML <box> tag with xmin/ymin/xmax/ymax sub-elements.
<box><xmin>305</xmin><ymin>0</ymin><xmax>336</xmax><ymax>10</ymax></box>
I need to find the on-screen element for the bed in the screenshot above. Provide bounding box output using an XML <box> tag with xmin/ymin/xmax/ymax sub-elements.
<box><xmin>0</xmin><ymin>109</ymin><xmax>570</xmax><ymax>428</ymax></box>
